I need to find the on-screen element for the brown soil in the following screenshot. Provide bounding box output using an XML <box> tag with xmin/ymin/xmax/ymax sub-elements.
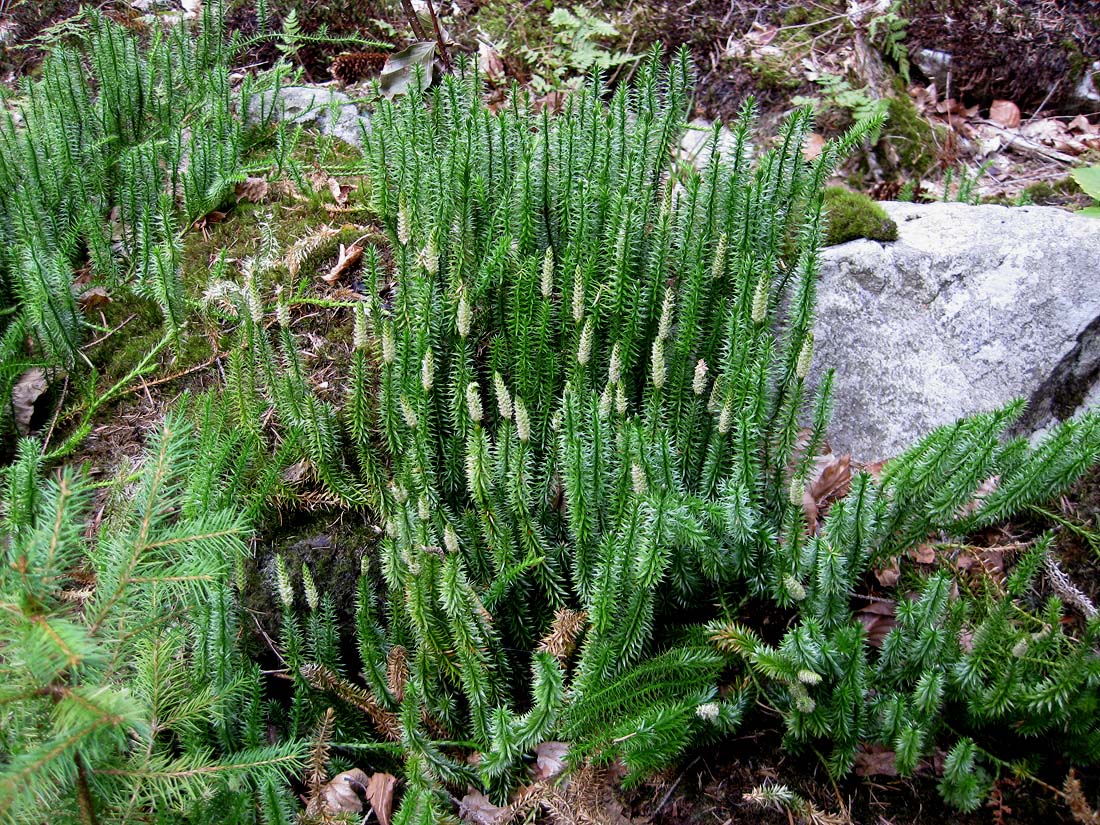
<box><xmin>626</xmin><ymin>727</ymin><xmax>1098</xmax><ymax>824</ymax></box>
<box><xmin>902</xmin><ymin>0</ymin><xmax>1100</xmax><ymax>114</ymax></box>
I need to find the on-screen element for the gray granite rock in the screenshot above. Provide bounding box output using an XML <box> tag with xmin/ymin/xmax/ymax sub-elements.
<box><xmin>246</xmin><ymin>86</ymin><xmax>369</xmax><ymax>147</ymax></box>
<box><xmin>813</xmin><ymin>201</ymin><xmax>1100</xmax><ymax>460</ymax></box>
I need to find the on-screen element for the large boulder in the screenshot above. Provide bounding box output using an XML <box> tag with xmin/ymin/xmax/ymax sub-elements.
<box><xmin>813</xmin><ymin>201</ymin><xmax>1100</xmax><ymax>461</ymax></box>
<box><xmin>246</xmin><ymin>86</ymin><xmax>370</xmax><ymax>147</ymax></box>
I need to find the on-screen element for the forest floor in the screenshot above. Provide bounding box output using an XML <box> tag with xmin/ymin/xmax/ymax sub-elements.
<box><xmin>3</xmin><ymin>1</ymin><xmax>1100</xmax><ymax>823</ymax></box>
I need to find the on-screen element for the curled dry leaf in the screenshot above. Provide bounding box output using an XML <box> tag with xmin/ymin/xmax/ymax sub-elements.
<box><xmin>235</xmin><ymin>176</ymin><xmax>270</xmax><ymax>203</ymax></box>
<box><xmin>380</xmin><ymin>41</ymin><xmax>437</xmax><ymax>99</ymax></box>
<box><xmin>366</xmin><ymin>772</ymin><xmax>397</xmax><ymax>825</ymax></box>
<box><xmin>856</xmin><ymin>600</ymin><xmax>897</xmax><ymax>648</ymax></box>
<box><xmin>909</xmin><ymin>543</ymin><xmax>936</xmax><ymax>565</ymax></box>
<box><xmin>955</xmin><ymin>547</ymin><xmax>1004</xmax><ymax>581</ymax></box>
<box><xmin>955</xmin><ymin>475</ymin><xmax>999</xmax><ymax>519</ymax></box>
<box><xmin>282</xmin><ymin>459</ymin><xmax>310</xmax><ymax>484</ymax></box>
<box><xmin>328</xmin><ymin>177</ymin><xmax>350</xmax><ymax>206</ymax></box>
<box><xmin>1067</xmin><ymin>115</ymin><xmax>1099</xmax><ymax>136</ymax></box>
<box><xmin>874</xmin><ymin>556</ymin><xmax>901</xmax><ymax>587</ymax></box>
<box><xmin>989</xmin><ymin>99</ymin><xmax>1021</xmax><ymax>129</ymax></box>
<box><xmin>12</xmin><ymin>367</ymin><xmax>47</xmax><ymax>436</ymax></box>
<box><xmin>78</xmin><ymin>286</ymin><xmax>111</xmax><ymax>311</ymax></box>
<box><xmin>854</xmin><ymin>743</ymin><xmax>899</xmax><ymax>777</ymax></box>
<box><xmin>802</xmin><ymin>453</ymin><xmax>852</xmax><ymax>535</ymax></box>
<box><xmin>323</xmin><ymin>243</ymin><xmax>363</xmax><ymax>283</ymax></box>
<box><xmin>533</xmin><ymin>741</ymin><xmax>570</xmax><ymax>781</ymax></box>
<box><xmin>321</xmin><ymin>768</ymin><xmax>369</xmax><ymax>814</ymax></box>
<box><xmin>477</xmin><ymin>39</ymin><xmax>506</xmax><ymax>84</ymax></box>
<box><xmin>803</xmin><ymin>132</ymin><xmax>827</xmax><ymax>161</ymax></box>
<box><xmin>458</xmin><ymin>789</ymin><xmax>510</xmax><ymax>825</ymax></box>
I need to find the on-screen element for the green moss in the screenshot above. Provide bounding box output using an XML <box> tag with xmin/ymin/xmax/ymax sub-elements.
<box><xmin>748</xmin><ymin>57</ymin><xmax>802</xmax><ymax>91</ymax></box>
<box><xmin>1022</xmin><ymin>177</ymin><xmax>1079</xmax><ymax>206</ymax></box>
<box><xmin>884</xmin><ymin>93</ymin><xmax>943</xmax><ymax>175</ymax></box>
<box><xmin>87</xmin><ymin>290</ymin><xmax>213</xmax><ymax>383</ymax></box>
<box><xmin>823</xmin><ymin>186</ymin><xmax>898</xmax><ymax>246</ymax></box>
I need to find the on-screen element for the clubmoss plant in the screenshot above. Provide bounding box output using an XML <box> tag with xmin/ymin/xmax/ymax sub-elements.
<box><xmin>206</xmin><ymin>48</ymin><xmax>1100</xmax><ymax>818</ymax></box>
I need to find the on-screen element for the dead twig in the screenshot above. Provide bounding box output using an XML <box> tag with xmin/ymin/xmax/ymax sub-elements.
<box><xmin>422</xmin><ymin>0</ymin><xmax>451</xmax><ymax>72</ymax></box>
<box><xmin>397</xmin><ymin>0</ymin><xmax>428</xmax><ymax>42</ymax></box>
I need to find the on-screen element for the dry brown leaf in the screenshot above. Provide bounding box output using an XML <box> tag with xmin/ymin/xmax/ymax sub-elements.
<box><xmin>328</xmin><ymin>177</ymin><xmax>351</xmax><ymax>206</ymax></box>
<box><xmin>1068</xmin><ymin>114</ymin><xmax>1099</xmax><ymax>135</ymax></box>
<box><xmin>366</xmin><ymin>772</ymin><xmax>397</xmax><ymax>825</ymax></box>
<box><xmin>956</xmin><ymin>475</ymin><xmax>999</xmax><ymax>519</ymax></box>
<box><xmin>282</xmin><ymin>460</ymin><xmax>310</xmax><ymax>484</ymax></box>
<box><xmin>803</xmin><ymin>132</ymin><xmax>827</xmax><ymax>161</ymax></box>
<box><xmin>323</xmin><ymin>243</ymin><xmax>363</xmax><ymax>283</ymax></box>
<box><xmin>874</xmin><ymin>557</ymin><xmax>901</xmax><ymax>587</ymax></box>
<box><xmin>533</xmin><ymin>741</ymin><xmax>570</xmax><ymax>781</ymax></box>
<box><xmin>856</xmin><ymin>600</ymin><xmax>897</xmax><ymax>648</ymax></box>
<box><xmin>862</xmin><ymin>458</ymin><xmax>887</xmax><ymax>480</ymax></box>
<box><xmin>955</xmin><ymin>547</ymin><xmax>1004</xmax><ymax>580</ymax></box>
<box><xmin>810</xmin><ymin>453</ymin><xmax>852</xmax><ymax>502</ymax></box>
<box><xmin>193</xmin><ymin>210</ymin><xmax>226</xmax><ymax>233</ymax></box>
<box><xmin>458</xmin><ymin>790</ymin><xmax>509</xmax><ymax>825</ymax></box>
<box><xmin>909</xmin><ymin>82</ymin><xmax>938</xmax><ymax>113</ymax></box>
<box><xmin>909</xmin><ymin>543</ymin><xmax>936</xmax><ymax>565</ymax></box>
<box><xmin>746</xmin><ymin>22</ymin><xmax>779</xmax><ymax>46</ymax></box>
<box><xmin>533</xmin><ymin>91</ymin><xmax>566</xmax><ymax>114</ymax></box>
<box><xmin>1021</xmin><ymin>118</ymin><xmax>1071</xmax><ymax>145</ymax></box>
<box><xmin>989</xmin><ymin>99</ymin><xmax>1021</xmax><ymax>129</ymax></box>
<box><xmin>854</xmin><ymin>744</ymin><xmax>899</xmax><ymax>777</ymax></box>
<box><xmin>935</xmin><ymin>98</ymin><xmax>979</xmax><ymax>118</ymax></box>
<box><xmin>321</xmin><ymin>768</ymin><xmax>369</xmax><ymax>814</ymax></box>
<box><xmin>12</xmin><ymin>367</ymin><xmax>47</xmax><ymax>436</ymax></box>
<box><xmin>78</xmin><ymin>286</ymin><xmax>111</xmax><ymax>310</ymax></box>
<box><xmin>477</xmin><ymin>40</ymin><xmax>506</xmax><ymax>84</ymax></box>
<box><xmin>959</xmin><ymin>628</ymin><xmax>975</xmax><ymax>653</ymax></box>
<box><xmin>803</xmin><ymin>453</ymin><xmax>852</xmax><ymax>534</ymax></box>
<box><xmin>235</xmin><ymin>176</ymin><xmax>270</xmax><ymax>203</ymax></box>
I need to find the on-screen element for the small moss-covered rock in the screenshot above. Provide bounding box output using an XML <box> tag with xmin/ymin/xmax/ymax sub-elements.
<box><xmin>884</xmin><ymin>93</ymin><xmax>943</xmax><ymax>175</ymax></box>
<box><xmin>823</xmin><ymin>187</ymin><xmax>898</xmax><ymax>246</ymax></box>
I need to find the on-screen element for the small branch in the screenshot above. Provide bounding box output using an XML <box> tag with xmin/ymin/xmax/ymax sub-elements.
<box><xmin>398</xmin><ymin>0</ymin><xmax>429</xmax><ymax>42</ymax></box>
<box><xmin>76</xmin><ymin>753</ymin><xmax>100</xmax><ymax>825</ymax></box>
<box><xmin>423</xmin><ymin>0</ymin><xmax>452</xmax><ymax>72</ymax></box>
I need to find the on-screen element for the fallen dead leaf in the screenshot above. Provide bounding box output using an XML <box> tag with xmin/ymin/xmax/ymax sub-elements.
<box><xmin>854</xmin><ymin>744</ymin><xmax>899</xmax><ymax>777</ymax></box>
<box><xmin>323</xmin><ymin>243</ymin><xmax>363</xmax><ymax>283</ymax></box>
<box><xmin>955</xmin><ymin>547</ymin><xmax>1004</xmax><ymax>580</ymax></box>
<box><xmin>328</xmin><ymin>177</ymin><xmax>350</xmax><ymax>206</ymax></box>
<box><xmin>477</xmin><ymin>39</ymin><xmax>506</xmax><ymax>84</ymax></box>
<box><xmin>989</xmin><ymin>99</ymin><xmax>1021</xmax><ymax>129</ymax></box>
<box><xmin>874</xmin><ymin>556</ymin><xmax>901</xmax><ymax>587</ymax></box>
<box><xmin>282</xmin><ymin>460</ymin><xmax>310</xmax><ymax>484</ymax></box>
<box><xmin>235</xmin><ymin>176</ymin><xmax>270</xmax><ymax>203</ymax></box>
<box><xmin>458</xmin><ymin>790</ymin><xmax>509</xmax><ymax>825</ymax></box>
<box><xmin>862</xmin><ymin>458</ymin><xmax>887</xmax><ymax>480</ymax></box>
<box><xmin>12</xmin><ymin>367</ymin><xmax>47</xmax><ymax>435</ymax></box>
<box><xmin>321</xmin><ymin>768</ymin><xmax>369</xmax><ymax>814</ymax></box>
<box><xmin>1068</xmin><ymin>114</ymin><xmax>1099</xmax><ymax>135</ymax></box>
<box><xmin>909</xmin><ymin>543</ymin><xmax>936</xmax><ymax>565</ymax></box>
<box><xmin>856</xmin><ymin>600</ymin><xmax>897</xmax><ymax>648</ymax></box>
<box><xmin>78</xmin><ymin>286</ymin><xmax>111</xmax><ymax>311</ymax></box>
<box><xmin>366</xmin><ymin>772</ymin><xmax>397</xmax><ymax>825</ymax></box>
<box><xmin>803</xmin><ymin>132</ymin><xmax>827</xmax><ymax>161</ymax></box>
<box><xmin>956</xmin><ymin>475</ymin><xmax>999</xmax><ymax>519</ymax></box>
<box><xmin>802</xmin><ymin>453</ymin><xmax>852</xmax><ymax>535</ymax></box>
<box><xmin>745</xmin><ymin>22</ymin><xmax>779</xmax><ymax>46</ymax></box>
<box><xmin>533</xmin><ymin>741</ymin><xmax>569</xmax><ymax>781</ymax></box>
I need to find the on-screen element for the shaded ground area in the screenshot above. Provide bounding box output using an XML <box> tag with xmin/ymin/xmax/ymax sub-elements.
<box><xmin>628</xmin><ymin>724</ymin><xmax>1096</xmax><ymax>824</ymax></box>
